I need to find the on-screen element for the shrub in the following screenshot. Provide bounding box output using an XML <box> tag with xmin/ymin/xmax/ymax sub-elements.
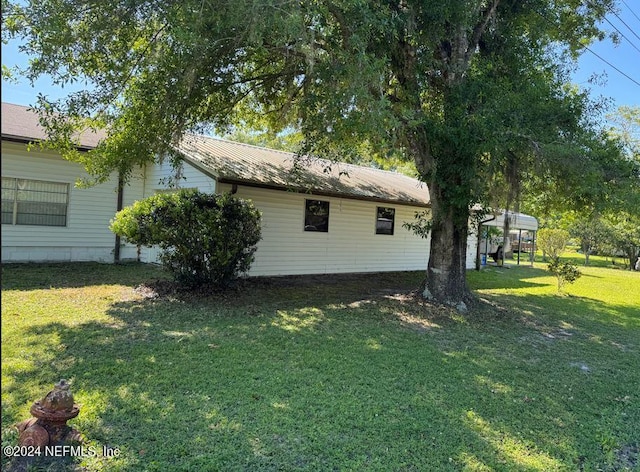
<box><xmin>111</xmin><ymin>190</ymin><xmax>261</xmax><ymax>288</ymax></box>
<box><xmin>548</xmin><ymin>259</ymin><xmax>582</xmax><ymax>292</ymax></box>
<box><xmin>537</xmin><ymin>228</ymin><xmax>570</xmax><ymax>261</ymax></box>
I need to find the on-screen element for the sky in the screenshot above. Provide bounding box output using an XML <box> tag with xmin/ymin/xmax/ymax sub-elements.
<box><xmin>2</xmin><ymin>3</ymin><xmax>640</xmax><ymax>114</ymax></box>
<box><xmin>569</xmin><ymin>1</ymin><xmax>640</xmax><ymax>110</ymax></box>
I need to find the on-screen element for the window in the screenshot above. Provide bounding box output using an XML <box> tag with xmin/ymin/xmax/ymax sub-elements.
<box><xmin>304</xmin><ymin>199</ymin><xmax>330</xmax><ymax>232</ymax></box>
<box><xmin>376</xmin><ymin>207</ymin><xmax>395</xmax><ymax>235</ymax></box>
<box><xmin>2</xmin><ymin>177</ymin><xmax>69</xmax><ymax>227</ymax></box>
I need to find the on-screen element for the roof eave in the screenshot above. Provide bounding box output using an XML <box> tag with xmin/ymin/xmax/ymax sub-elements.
<box><xmin>217</xmin><ymin>176</ymin><xmax>431</xmax><ymax>208</ymax></box>
<box><xmin>2</xmin><ymin>134</ymin><xmax>95</xmax><ymax>152</ymax></box>
<box><xmin>177</xmin><ymin>153</ymin><xmax>221</xmax><ymax>181</ymax></box>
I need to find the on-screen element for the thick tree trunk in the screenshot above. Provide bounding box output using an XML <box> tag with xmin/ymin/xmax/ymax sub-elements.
<box><xmin>624</xmin><ymin>248</ymin><xmax>637</xmax><ymax>271</ymax></box>
<box><xmin>407</xmin><ymin>117</ymin><xmax>475</xmax><ymax>309</ymax></box>
<box><xmin>422</xmin><ymin>181</ymin><xmax>473</xmax><ymax>309</ymax></box>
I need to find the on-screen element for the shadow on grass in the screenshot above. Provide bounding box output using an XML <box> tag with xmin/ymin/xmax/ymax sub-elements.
<box><xmin>1</xmin><ymin>262</ymin><xmax>169</xmax><ymax>291</ymax></box>
<box><xmin>3</xmin><ymin>269</ymin><xmax>638</xmax><ymax>471</ymax></box>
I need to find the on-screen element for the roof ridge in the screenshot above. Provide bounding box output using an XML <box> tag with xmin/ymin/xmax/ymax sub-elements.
<box><xmin>185</xmin><ymin>133</ymin><xmax>297</xmax><ymax>158</ymax></box>
<box><xmin>1</xmin><ymin>102</ymin><xmax>419</xmax><ymax>181</ymax></box>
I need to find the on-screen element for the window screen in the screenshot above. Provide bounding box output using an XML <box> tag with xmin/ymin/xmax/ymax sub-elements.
<box><xmin>1</xmin><ymin>177</ymin><xmax>69</xmax><ymax>226</ymax></box>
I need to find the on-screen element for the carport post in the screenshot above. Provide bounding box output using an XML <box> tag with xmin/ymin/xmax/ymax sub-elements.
<box><xmin>530</xmin><ymin>230</ymin><xmax>537</xmax><ymax>266</ymax></box>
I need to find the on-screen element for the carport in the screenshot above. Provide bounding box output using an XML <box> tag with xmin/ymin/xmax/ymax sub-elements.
<box><xmin>476</xmin><ymin>211</ymin><xmax>539</xmax><ymax>270</ymax></box>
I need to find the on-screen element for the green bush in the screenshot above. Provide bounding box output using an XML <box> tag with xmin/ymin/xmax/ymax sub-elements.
<box><xmin>548</xmin><ymin>259</ymin><xmax>582</xmax><ymax>292</ymax></box>
<box><xmin>111</xmin><ymin>190</ymin><xmax>261</xmax><ymax>288</ymax></box>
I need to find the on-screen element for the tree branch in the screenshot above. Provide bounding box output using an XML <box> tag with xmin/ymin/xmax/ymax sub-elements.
<box><xmin>465</xmin><ymin>0</ymin><xmax>500</xmax><ymax>66</ymax></box>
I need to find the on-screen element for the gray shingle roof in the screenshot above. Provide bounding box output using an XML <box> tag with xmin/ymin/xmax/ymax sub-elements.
<box><xmin>1</xmin><ymin>102</ymin><xmax>105</xmax><ymax>149</ymax></box>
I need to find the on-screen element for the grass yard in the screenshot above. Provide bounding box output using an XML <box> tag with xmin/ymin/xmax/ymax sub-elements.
<box><xmin>1</xmin><ymin>261</ymin><xmax>639</xmax><ymax>471</ymax></box>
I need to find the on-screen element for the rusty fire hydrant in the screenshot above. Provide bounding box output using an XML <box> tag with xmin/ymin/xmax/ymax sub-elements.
<box><xmin>15</xmin><ymin>379</ymin><xmax>81</xmax><ymax>447</ymax></box>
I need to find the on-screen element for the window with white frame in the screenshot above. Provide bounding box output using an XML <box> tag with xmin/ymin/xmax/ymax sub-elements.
<box><xmin>1</xmin><ymin>177</ymin><xmax>69</xmax><ymax>226</ymax></box>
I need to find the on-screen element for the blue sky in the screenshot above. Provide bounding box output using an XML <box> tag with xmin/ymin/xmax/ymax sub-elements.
<box><xmin>569</xmin><ymin>1</ymin><xmax>640</xmax><ymax>110</ymax></box>
<box><xmin>2</xmin><ymin>4</ymin><xmax>639</xmax><ymax>113</ymax></box>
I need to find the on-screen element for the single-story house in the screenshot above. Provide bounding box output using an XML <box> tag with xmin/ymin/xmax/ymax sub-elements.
<box><xmin>1</xmin><ymin>102</ymin><xmax>537</xmax><ymax>275</ymax></box>
<box><xmin>146</xmin><ymin>134</ymin><xmax>434</xmax><ymax>275</ymax></box>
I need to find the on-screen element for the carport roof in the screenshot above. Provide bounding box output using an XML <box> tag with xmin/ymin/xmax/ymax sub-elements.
<box><xmin>482</xmin><ymin>211</ymin><xmax>539</xmax><ymax>231</ymax></box>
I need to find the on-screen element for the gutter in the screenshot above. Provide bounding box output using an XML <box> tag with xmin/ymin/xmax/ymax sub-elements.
<box><xmin>114</xmin><ymin>173</ymin><xmax>124</xmax><ymax>263</ymax></box>
<box><xmin>1</xmin><ymin>135</ymin><xmax>96</xmax><ymax>152</ymax></box>
<box><xmin>217</xmin><ymin>177</ymin><xmax>432</xmax><ymax>209</ymax></box>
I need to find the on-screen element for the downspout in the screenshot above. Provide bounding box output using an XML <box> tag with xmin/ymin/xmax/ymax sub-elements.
<box><xmin>114</xmin><ymin>173</ymin><xmax>124</xmax><ymax>263</ymax></box>
<box><xmin>476</xmin><ymin>215</ymin><xmax>497</xmax><ymax>271</ymax></box>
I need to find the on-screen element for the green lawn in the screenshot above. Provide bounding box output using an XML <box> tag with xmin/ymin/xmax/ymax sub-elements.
<box><xmin>2</xmin><ymin>261</ymin><xmax>639</xmax><ymax>471</ymax></box>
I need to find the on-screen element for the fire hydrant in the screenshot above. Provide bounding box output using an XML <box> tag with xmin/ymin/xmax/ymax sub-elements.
<box><xmin>16</xmin><ymin>379</ymin><xmax>81</xmax><ymax>447</ymax></box>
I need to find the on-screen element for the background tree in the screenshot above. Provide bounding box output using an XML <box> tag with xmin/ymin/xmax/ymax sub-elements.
<box><xmin>608</xmin><ymin>106</ymin><xmax>640</xmax><ymax>159</ymax></box>
<box><xmin>605</xmin><ymin>106</ymin><xmax>640</xmax><ymax>270</ymax></box>
<box><xmin>568</xmin><ymin>214</ymin><xmax>611</xmax><ymax>266</ymax></box>
<box><xmin>222</xmin><ymin>126</ymin><xmax>302</xmax><ymax>153</ymax></box>
<box><xmin>3</xmin><ymin>0</ymin><xmax>624</xmax><ymax>306</ymax></box>
<box><xmin>606</xmin><ymin>212</ymin><xmax>640</xmax><ymax>270</ymax></box>
<box><xmin>558</xmin><ymin>107</ymin><xmax>640</xmax><ymax>269</ymax></box>
<box><xmin>537</xmin><ymin>228</ymin><xmax>570</xmax><ymax>263</ymax></box>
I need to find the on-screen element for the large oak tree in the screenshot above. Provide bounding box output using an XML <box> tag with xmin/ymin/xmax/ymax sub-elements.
<box><xmin>3</xmin><ymin>0</ymin><xmax>626</xmax><ymax>305</ymax></box>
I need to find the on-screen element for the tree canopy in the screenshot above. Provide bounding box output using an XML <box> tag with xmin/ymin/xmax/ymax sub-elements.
<box><xmin>523</xmin><ymin>105</ymin><xmax>640</xmax><ymax>269</ymax></box>
<box><xmin>3</xmin><ymin>0</ymin><xmax>632</xmax><ymax>306</ymax></box>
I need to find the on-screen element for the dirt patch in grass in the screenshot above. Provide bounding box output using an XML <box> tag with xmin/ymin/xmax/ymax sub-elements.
<box><xmin>131</xmin><ymin>272</ymin><xmax>519</xmax><ymax>332</ymax></box>
<box><xmin>613</xmin><ymin>443</ymin><xmax>639</xmax><ymax>471</ymax></box>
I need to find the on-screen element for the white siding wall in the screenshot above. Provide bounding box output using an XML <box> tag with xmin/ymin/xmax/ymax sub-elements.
<box><xmin>218</xmin><ymin>183</ymin><xmax>430</xmax><ymax>276</ymax></box>
<box><xmin>143</xmin><ymin>158</ymin><xmax>216</xmax><ymax>196</ymax></box>
<box><xmin>1</xmin><ymin>142</ymin><xmax>145</xmax><ymax>263</ymax></box>
<box><xmin>466</xmin><ymin>226</ymin><xmax>479</xmax><ymax>270</ymax></box>
<box><xmin>138</xmin><ymin>158</ymin><xmax>217</xmax><ymax>263</ymax></box>
<box><xmin>3</xmin><ymin>143</ymin><xmax>482</xmax><ymax>273</ymax></box>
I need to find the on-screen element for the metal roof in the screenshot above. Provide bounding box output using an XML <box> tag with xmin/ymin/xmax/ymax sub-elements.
<box><xmin>3</xmin><ymin>102</ymin><xmax>430</xmax><ymax>206</ymax></box>
<box><xmin>483</xmin><ymin>211</ymin><xmax>539</xmax><ymax>231</ymax></box>
<box><xmin>1</xmin><ymin>102</ymin><xmax>105</xmax><ymax>149</ymax></box>
<box><xmin>177</xmin><ymin>134</ymin><xmax>430</xmax><ymax>206</ymax></box>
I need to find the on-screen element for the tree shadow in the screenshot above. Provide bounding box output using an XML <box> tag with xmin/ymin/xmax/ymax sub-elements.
<box><xmin>3</xmin><ymin>269</ymin><xmax>638</xmax><ymax>471</ymax></box>
<box><xmin>1</xmin><ymin>262</ymin><xmax>167</xmax><ymax>291</ymax></box>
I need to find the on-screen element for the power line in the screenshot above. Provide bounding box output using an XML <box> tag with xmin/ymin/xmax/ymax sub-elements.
<box><xmin>581</xmin><ymin>44</ymin><xmax>640</xmax><ymax>87</ymax></box>
<box><xmin>583</xmin><ymin>0</ymin><xmax>640</xmax><ymax>55</ymax></box>
<box><xmin>601</xmin><ymin>14</ymin><xmax>640</xmax><ymax>55</ymax></box>
<box><xmin>620</xmin><ymin>0</ymin><xmax>640</xmax><ymax>27</ymax></box>
<box><xmin>607</xmin><ymin>4</ymin><xmax>640</xmax><ymax>44</ymax></box>
<box><xmin>534</xmin><ymin>6</ymin><xmax>640</xmax><ymax>89</ymax></box>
